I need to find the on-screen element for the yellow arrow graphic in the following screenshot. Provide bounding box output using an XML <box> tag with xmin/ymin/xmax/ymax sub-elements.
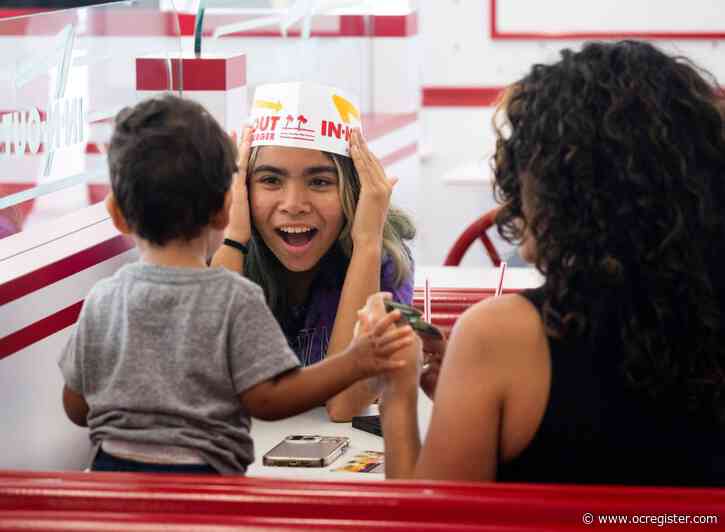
<box><xmin>332</xmin><ymin>94</ymin><xmax>360</xmax><ymax>124</ymax></box>
<box><xmin>254</xmin><ymin>99</ymin><xmax>283</xmax><ymax>113</ymax></box>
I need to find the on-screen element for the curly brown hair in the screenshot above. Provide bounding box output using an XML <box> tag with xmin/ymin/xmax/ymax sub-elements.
<box><xmin>493</xmin><ymin>41</ymin><xmax>725</xmax><ymax>422</ymax></box>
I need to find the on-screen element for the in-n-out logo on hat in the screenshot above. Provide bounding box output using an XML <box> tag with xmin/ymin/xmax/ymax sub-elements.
<box><xmin>249</xmin><ymin>81</ymin><xmax>362</xmax><ymax>157</ymax></box>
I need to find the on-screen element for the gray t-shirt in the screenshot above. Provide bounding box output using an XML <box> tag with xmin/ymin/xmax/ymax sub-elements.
<box><xmin>59</xmin><ymin>262</ymin><xmax>300</xmax><ymax>474</ymax></box>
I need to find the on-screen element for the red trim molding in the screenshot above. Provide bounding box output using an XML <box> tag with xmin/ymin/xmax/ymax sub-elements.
<box><xmin>423</xmin><ymin>87</ymin><xmax>503</xmax><ymax>107</ymax></box>
<box><xmin>0</xmin><ymin>235</ymin><xmax>133</xmax><ymax>359</ymax></box>
<box><xmin>0</xmin><ymin>10</ymin><xmax>416</xmax><ymax>37</ymax></box>
<box><xmin>379</xmin><ymin>142</ymin><xmax>417</xmax><ymax>167</ymax></box>
<box><xmin>422</xmin><ymin>86</ymin><xmax>724</xmax><ymax>108</ymax></box>
<box><xmin>136</xmin><ymin>55</ymin><xmax>246</xmax><ymax>92</ymax></box>
<box><xmin>362</xmin><ymin>112</ymin><xmax>417</xmax><ymax>140</ymax></box>
<box><xmin>0</xmin><ymin>301</ymin><xmax>82</xmax><ymax>360</ymax></box>
<box><xmin>0</xmin><ymin>235</ymin><xmax>133</xmax><ymax>307</ymax></box>
<box><xmin>0</xmin><ymin>10</ymin><xmax>179</xmax><ymax>37</ymax></box>
<box><xmin>180</xmin><ymin>12</ymin><xmax>417</xmax><ymax>39</ymax></box>
<box><xmin>370</xmin><ymin>12</ymin><xmax>417</xmax><ymax>37</ymax></box>
<box><xmin>490</xmin><ymin>0</ymin><xmax>725</xmax><ymax>40</ymax></box>
<box><xmin>0</xmin><ymin>8</ymin><xmax>48</xmax><ymax>20</ymax></box>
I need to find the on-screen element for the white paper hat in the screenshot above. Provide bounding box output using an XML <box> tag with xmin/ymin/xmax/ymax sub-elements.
<box><xmin>249</xmin><ymin>81</ymin><xmax>362</xmax><ymax>157</ymax></box>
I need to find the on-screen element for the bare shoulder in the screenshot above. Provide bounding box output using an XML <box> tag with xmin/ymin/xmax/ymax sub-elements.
<box><xmin>450</xmin><ymin>293</ymin><xmax>546</xmax><ymax>365</ymax></box>
<box><xmin>447</xmin><ymin>293</ymin><xmax>551</xmax><ymax>462</ymax></box>
<box><xmin>421</xmin><ymin>292</ymin><xmax>550</xmax><ymax>478</ymax></box>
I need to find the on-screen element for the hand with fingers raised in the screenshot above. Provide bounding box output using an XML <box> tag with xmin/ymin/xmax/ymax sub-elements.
<box><xmin>350</xmin><ymin>292</ymin><xmax>417</xmax><ymax>380</ymax></box>
<box><xmin>349</xmin><ymin>129</ymin><xmax>398</xmax><ymax>249</ymax></box>
<box><xmin>225</xmin><ymin>126</ymin><xmax>254</xmax><ymax>244</ymax></box>
<box><xmin>356</xmin><ymin>292</ymin><xmax>422</xmax><ymax>395</ymax></box>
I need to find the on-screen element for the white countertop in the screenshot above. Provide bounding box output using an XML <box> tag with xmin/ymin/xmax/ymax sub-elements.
<box><xmin>248</xmin><ymin>395</ymin><xmax>433</xmax><ymax>481</ymax></box>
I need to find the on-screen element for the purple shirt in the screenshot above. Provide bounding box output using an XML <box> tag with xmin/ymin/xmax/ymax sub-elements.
<box><xmin>285</xmin><ymin>253</ymin><xmax>414</xmax><ymax>366</ymax></box>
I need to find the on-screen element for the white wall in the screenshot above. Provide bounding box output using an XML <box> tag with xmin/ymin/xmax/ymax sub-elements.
<box><xmin>416</xmin><ymin>0</ymin><xmax>725</xmax><ymax>267</ymax></box>
<box><xmin>0</xmin><ymin>329</ymin><xmax>89</xmax><ymax>470</ymax></box>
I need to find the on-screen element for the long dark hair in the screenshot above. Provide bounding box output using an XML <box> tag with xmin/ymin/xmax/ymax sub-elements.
<box><xmin>244</xmin><ymin>147</ymin><xmax>415</xmax><ymax>323</ymax></box>
<box><xmin>493</xmin><ymin>41</ymin><xmax>725</xmax><ymax>421</ymax></box>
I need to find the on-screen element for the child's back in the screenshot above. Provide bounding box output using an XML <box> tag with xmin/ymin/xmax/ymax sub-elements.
<box><xmin>61</xmin><ymin>262</ymin><xmax>297</xmax><ymax>473</ymax></box>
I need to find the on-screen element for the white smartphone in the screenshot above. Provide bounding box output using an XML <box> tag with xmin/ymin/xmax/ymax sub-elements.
<box><xmin>262</xmin><ymin>435</ymin><xmax>350</xmax><ymax>467</ymax></box>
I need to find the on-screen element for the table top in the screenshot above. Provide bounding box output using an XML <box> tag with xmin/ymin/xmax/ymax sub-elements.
<box><xmin>247</xmin><ymin>267</ymin><xmax>540</xmax><ymax>480</ymax></box>
<box><xmin>248</xmin><ymin>394</ymin><xmax>433</xmax><ymax>481</ymax></box>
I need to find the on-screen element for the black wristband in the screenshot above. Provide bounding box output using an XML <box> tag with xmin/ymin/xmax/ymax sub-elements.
<box><xmin>223</xmin><ymin>238</ymin><xmax>248</xmax><ymax>254</ymax></box>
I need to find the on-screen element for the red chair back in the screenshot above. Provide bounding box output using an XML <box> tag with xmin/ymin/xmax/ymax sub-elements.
<box><xmin>443</xmin><ymin>207</ymin><xmax>502</xmax><ymax>266</ymax></box>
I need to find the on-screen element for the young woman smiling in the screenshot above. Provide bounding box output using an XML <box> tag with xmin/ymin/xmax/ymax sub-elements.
<box><xmin>212</xmin><ymin>127</ymin><xmax>415</xmax><ymax>422</ymax></box>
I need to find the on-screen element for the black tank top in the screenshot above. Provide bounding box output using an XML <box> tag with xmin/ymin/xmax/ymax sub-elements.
<box><xmin>497</xmin><ymin>288</ymin><xmax>725</xmax><ymax>486</ymax></box>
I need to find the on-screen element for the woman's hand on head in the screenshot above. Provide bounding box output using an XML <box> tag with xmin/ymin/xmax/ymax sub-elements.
<box><xmin>349</xmin><ymin>129</ymin><xmax>397</xmax><ymax>249</ymax></box>
<box><xmin>226</xmin><ymin>127</ymin><xmax>254</xmax><ymax>243</ymax></box>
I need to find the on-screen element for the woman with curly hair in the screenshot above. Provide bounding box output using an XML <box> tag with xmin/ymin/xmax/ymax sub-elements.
<box><xmin>375</xmin><ymin>40</ymin><xmax>725</xmax><ymax>484</ymax></box>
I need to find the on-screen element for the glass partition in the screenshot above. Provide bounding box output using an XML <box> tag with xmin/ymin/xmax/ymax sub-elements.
<box><xmin>0</xmin><ymin>0</ymin><xmax>183</xmax><ymax>243</ymax></box>
<box><xmin>193</xmin><ymin>0</ymin><xmax>386</xmax><ymax>115</ymax></box>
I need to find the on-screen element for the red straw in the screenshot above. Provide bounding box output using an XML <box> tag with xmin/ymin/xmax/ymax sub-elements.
<box><xmin>424</xmin><ymin>277</ymin><xmax>431</xmax><ymax>322</ymax></box>
<box><xmin>495</xmin><ymin>261</ymin><xmax>507</xmax><ymax>297</ymax></box>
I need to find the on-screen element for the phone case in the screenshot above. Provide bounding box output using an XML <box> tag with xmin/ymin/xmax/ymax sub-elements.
<box><xmin>262</xmin><ymin>435</ymin><xmax>350</xmax><ymax>467</ymax></box>
<box><xmin>352</xmin><ymin>414</ymin><xmax>383</xmax><ymax>437</ymax></box>
<box><xmin>384</xmin><ymin>301</ymin><xmax>443</xmax><ymax>339</ymax></box>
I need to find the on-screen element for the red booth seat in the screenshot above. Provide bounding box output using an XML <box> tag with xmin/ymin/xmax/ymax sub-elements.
<box><xmin>0</xmin><ymin>471</ymin><xmax>722</xmax><ymax>531</ymax></box>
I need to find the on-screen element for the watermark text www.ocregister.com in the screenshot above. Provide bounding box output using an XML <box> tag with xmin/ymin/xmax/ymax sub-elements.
<box><xmin>582</xmin><ymin>512</ymin><xmax>719</xmax><ymax>527</ymax></box>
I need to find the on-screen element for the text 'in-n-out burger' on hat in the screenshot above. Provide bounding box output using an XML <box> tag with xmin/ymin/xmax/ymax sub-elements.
<box><xmin>249</xmin><ymin>82</ymin><xmax>362</xmax><ymax>157</ymax></box>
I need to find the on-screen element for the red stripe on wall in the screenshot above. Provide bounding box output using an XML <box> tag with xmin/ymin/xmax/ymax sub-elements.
<box><xmin>422</xmin><ymin>86</ymin><xmax>724</xmax><ymax>108</ymax></box>
<box><xmin>0</xmin><ymin>8</ymin><xmax>48</xmax><ymax>20</ymax></box>
<box><xmin>379</xmin><ymin>142</ymin><xmax>417</xmax><ymax>167</ymax></box>
<box><xmin>422</xmin><ymin>87</ymin><xmax>503</xmax><ymax>107</ymax></box>
<box><xmin>0</xmin><ymin>10</ymin><xmax>178</xmax><ymax>37</ymax></box>
<box><xmin>177</xmin><ymin>12</ymin><xmax>195</xmax><ymax>36</ymax></box>
<box><xmin>363</xmin><ymin>113</ymin><xmax>417</xmax><ymax>141</ymax></box>
<box><xmin>0</xmin><ymin>301</ymin><xmax>82</xmax><ymax>361</ymax></box>
<box><xmin>494</xmin><ymin>30</ymin><xmax>725</xmax><ymax>40</ymax></box>
<box><xmin>338</xmin><ymin>14</ymin><xmax>366</xmax><ymax>36</ymax></box>
<box><xmin>0</xmin><ymin>10</ymin><xmax>421</xmax><ymax>37</ymax></box>
<box><xmin>0</xmin><ymin>234</ymin><xmax>133</xmax><ymax>306</ymax></box>
<box><xmin>0</xmin><ymin>142</ymin><xmax>105</xmax><ymax>156</ymax></box>
<box><xmin>370</xmin><ymin>12</ymin><xmax>418</xmax><ymax>37</ymax></box>
<box><xmin>136</xmin><ymin>55</ymin><xmax>247</xmax><ymax>92</ymax></box>
<box><xmin>176</xmin><ymin>13</ymin><xmax>417</xmax><ymax>39</ymax></box>
<box><xmin>489</xmin><ymin>0</ymin><xmax>498</xmax><ymax>43</ymax></box>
